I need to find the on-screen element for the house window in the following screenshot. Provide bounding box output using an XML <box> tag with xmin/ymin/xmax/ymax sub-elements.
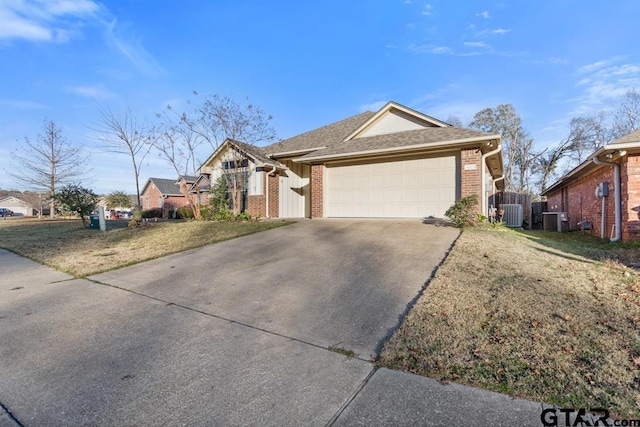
<box><xmin>223</xmin><ymin>158</ymin><xmax>249</xmax><ymax>169</ymax></box>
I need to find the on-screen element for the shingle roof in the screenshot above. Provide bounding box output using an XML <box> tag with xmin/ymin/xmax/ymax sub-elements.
<box><xmin>264</xmin><ymin>111</ymin><xmax>375</xmax><ymax>155</ymax></box>
<box><xmin>610</xmin><ymin>129</ymin><xmax>640</xmax><ymax>145</ymax></box>
<box><xmin>230</xmin><ymin>139</ymin><xmax>282</xmax><ymax>167</ymax></box>
<box><xmin>297</xmin><ymin>126</ymin><xmax>498</xmax><ymax>161</ymax></box>
<box><xmin>147</xmin><ymin>178</ymin><xmax>182</xmax><ymax>196</ymax></box>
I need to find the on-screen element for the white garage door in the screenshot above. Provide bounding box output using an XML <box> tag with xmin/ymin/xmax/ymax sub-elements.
<box><xmin>326</xmin><ymin>155</ymin><xmax>458</xmax><ymax>218</ymax></box>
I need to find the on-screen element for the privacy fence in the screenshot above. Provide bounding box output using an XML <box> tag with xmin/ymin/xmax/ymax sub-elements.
<box><xmin>488</xmin><ymin>192</ymin><xmax>546</xmax><ymax>229</ymax></box>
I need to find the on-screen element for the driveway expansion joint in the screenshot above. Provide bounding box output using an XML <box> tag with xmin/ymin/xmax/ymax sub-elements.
<box><xmin>0</xmin><ymin>400</ymin><xmax>23</xmax><ymax>427</ymax></box>
<box><xmin>325</xmin><ymin>366</ymin><xmax>378</xmax><ymax>426</ymax></box>
<box><xmin>84</xmin><ymin>278</ymin><xmax>373</xmax><ymax>363</ymax></box>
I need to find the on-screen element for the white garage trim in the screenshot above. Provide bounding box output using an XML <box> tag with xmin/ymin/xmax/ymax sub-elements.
<box><xmin>325</xmin><ymin>153</ymin><xmax>460</xmax><ymax>218</ymax></box>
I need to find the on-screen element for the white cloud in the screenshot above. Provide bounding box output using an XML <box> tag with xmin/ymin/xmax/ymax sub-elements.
<box><xmin>464</xmin><ymin>41</ymin><xmax>489</xmax><ymax>49</ymax></box>
<box><xmin>492</xmin><ymin>28</ymin><xmax>512</xmax><ymax>35</ymax></box>
<box><xmin>0</xmin><ymin>99</ymin><xmax>48</xmax><ymax>109</ymax></box>
<box><xmin>103</xmin><ymin>18</ymin><xmax>163</xmax><ymax>76</ymax></box>
<box><xmin>431</xmin><ymin>46</ymin><xmax>451</xmax><ymax>54</ymax></box>
<box><xmin>69</xmin><ymin>84</ymin><xmax>114</xmax><ymax>99</ymax></box>
<box><xmin>477</xmin><ymin>11</ymin><xmax>490</xmax><ymax>19</ymax></box>
<box><xmin>569</xmin><ymin>58</ymin><xmax>640</xmax><ymax>115</ymax></box>
<box><xmin>0</xmin><ymin>0</ymin><xmax>100</xmax><ymax>43</ymax></box>
<box><xmin>359</xmin><ymin>100</ymin><xmax>387</xmax><ymax>112</ymax></box>
<box><xmin>422</xmin><ymin>3</ymin><xmax>432</xmax><ymax>16</ymax></box>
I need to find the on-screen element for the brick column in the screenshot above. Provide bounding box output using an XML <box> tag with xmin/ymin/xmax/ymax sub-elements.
<box><xmin>311</xmin><ymin>164</ymin><xmax>324</xmax><ymax>218</ymax></box>
<box><xmin>268</xmin><ymin>173</ymin><xmax>279</xmax><ymax>218</ymax></box>
<box><xmin>461</xmin><ymin>147</ymin><xmax>482</xmax><ymax>214</ymax></box>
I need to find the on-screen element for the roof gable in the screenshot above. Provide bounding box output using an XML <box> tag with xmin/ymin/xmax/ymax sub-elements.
<box><xmin>198</xmin><ymin>139</ymin><xmax>283</xmax><ymax>174</ymax></box>
<box><xmin>141</xmin><ymin>178</ymin><xmax>183</xmax><ymax>197</ymax></box>
<box><xmin>0</xmin><ymin>195</ymin><xmax>34</xmax><ymax>208</ymax></box>
<box><xmin>345</xmin><ymin>101</ymin><xmax>449</xmax><ymax>140</ymax></box>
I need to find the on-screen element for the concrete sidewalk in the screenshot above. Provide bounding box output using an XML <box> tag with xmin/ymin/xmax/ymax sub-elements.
<box><xmin>0</xmin><ymin>221</ymin><xmax>548</xmax><ymax>426</ymax></box>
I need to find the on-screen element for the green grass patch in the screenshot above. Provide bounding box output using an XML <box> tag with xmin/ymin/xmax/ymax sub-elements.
<box><xmin>0</xmin><ymin>218</ymin><xmax>293</xmax><ymax>277</ymax></box>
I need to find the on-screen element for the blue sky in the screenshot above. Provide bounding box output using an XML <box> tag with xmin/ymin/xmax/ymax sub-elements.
<box><xmin>1</xmin><ymin>0</ymin><xmax>639</xmax><ymax>194</ymax></box>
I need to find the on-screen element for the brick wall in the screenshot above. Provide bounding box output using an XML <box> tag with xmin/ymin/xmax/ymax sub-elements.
<box><xmin>546</xmin><ymin>165</ymin><xmax>615</xmax><ymax>238</ymax></box>
<box><xmin>311</xmin><ymin>164</ymin><xmax>324</xmax><ymax>218</ymax></box>
<box><xmin>163</xmin><ymin>196</ymin><xmax>190</xmax><ymax>218</ymax></box>
<box><xmin>460</xmin><ymin>147</ymin><xmax>482</xmax><ymax>213</ymax></box>
<box><xmin>268</xmin><ymin>172</ymin><xmax>279</xmax><ymax>218</ymax></box>
<box><xmin>247</xmin><ymin>171</ymin><xmax>267</xmax><ymax>217</ymax></box>
<box><xmin>622</xmin><ymin>155</ymin><xmax>640</xmax><ymax>241</ymax></box>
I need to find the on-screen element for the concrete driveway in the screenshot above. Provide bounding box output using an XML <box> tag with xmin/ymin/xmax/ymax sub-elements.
<box><xmin>90</xmin><ymin>219</ymin><xmax>459</xmax><ymax>359</ymax></box>
<box><xmin>0</xmin><ymin>219</ymin><xmax>468</xmax><ymax>425</ymax></box>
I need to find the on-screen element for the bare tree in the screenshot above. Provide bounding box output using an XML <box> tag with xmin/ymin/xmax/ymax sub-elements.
<box><xmin>470</xmin><ymin>104</ymin><xmax>538</xmax><ymax>192</ymax></box>
<box><xmin>564</xmin><ymin>113</ymin><xmax>611</xmax><ymax>165</ymax></box>
<box><xmin>91</xmin><ymin>106</ymin><xmax>151</xmax><ymax>211</ymax></box>
<box><xmin>445</xmin><ymin>115</ymin><xmax>465</xmax><ymax>128</ymax></box>
<box><xmin>612</xmin><ymin>88</ymin><xmax>640</xmax><ymax>137</ymax></box>
<box><xmin>10</xmin><ymin>119</ymin><xmax>89</xmax><ymax>218</ymax></box>
<box><xmin>151</xmin><ymin>111</ymin><xmax>205</xmax><ymax>219</ymax></box>
<box><xmin>156</xmin><ymin>94</ymin><xmax>277</xmax><ymax>216</ymax></box>
<box><xmin>182</xmin><ymin>93</ymin><xmax>277</xmax><ymax>152</ymax></box>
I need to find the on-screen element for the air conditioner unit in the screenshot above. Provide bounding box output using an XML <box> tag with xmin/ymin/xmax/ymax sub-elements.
<box><xmin>542</xmin><ymin>212</ymin><xmax>569</xmax><ymax>232</ymax></box>
<box><xmin>501</xmin><ymin>204</ymin><xmax>524</xmax><ymax>228</ymax></box>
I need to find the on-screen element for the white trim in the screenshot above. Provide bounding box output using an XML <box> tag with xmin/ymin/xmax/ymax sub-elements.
<box><xmin>267</xmin><ymin>147</ymin><xmax>327</xmax><ymax>158</ymax></box>
<box><xmin>344</xmin><ymin>101</ymin><xmax>450</xmax><ymax>141</ymax></box>
<box><xmin>294</xmin><ymin>135</ymin><xmax>501</xmax><ymax>163</ymax></box>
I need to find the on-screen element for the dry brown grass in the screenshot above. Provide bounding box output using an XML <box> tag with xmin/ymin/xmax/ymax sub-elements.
<box><xmin>379</xmin><ymin>226</ymin><xmax>640</xmax><ymax>418</ymax></box>
<box><xmin>0</xmin><ymin>218</ymin><xmax>292</xmax><ymax>277</ymax></box>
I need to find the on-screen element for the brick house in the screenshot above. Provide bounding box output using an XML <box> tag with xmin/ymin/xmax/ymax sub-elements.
<box><xmin>198</xmin><ymin>101</ymin><xmax>504</xmax><ymax>219</ymax></box>
<box><xmin>541</xmin><ymin>129</ymin><xmax>640</xmax><ymax>241</ymax></box>
<box><xmin>140</xmin><ymin>176</ymin><xmax>205</xmax><ymax>218</ymax></box>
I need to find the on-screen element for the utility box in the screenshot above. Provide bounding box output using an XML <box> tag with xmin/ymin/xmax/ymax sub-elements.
<box><xmin>543</xmin><ymin>212</ymin><xmax>569</xmax><ymax>232</ymax></box>
<box><xmin>501</xmin><ymin>204</ymin><xmax>524</xmax><ymax>228</ymax></box>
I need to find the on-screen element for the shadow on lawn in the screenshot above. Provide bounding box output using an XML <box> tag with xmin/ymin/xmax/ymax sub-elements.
<box><xmin>514</xmin><ymin>228</ymin><xmax>640</xmax><ymax>270</ymax></box>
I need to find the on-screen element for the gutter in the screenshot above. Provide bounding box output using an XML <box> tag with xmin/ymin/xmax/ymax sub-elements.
<box><xmin>481</xmin><ymin>143</ymin><xmax>502</xmax><ymax>218</ymax></box>
<box><xmin>592</xmin><ymin>152</ymin><xmax>626</xmax><ymax>242</ymax></box>
<box><xmin>293</xmin><ymin>135</ymin><xmax>502</xmax><ymax>163</ymax></box>
<box><xmin>264</xmin><ymin>165</ymin><xmax>277</xmax><ymax>218</ymax></box>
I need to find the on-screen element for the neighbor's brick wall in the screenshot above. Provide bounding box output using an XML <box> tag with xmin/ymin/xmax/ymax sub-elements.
<box><xmin>460</xmin><ymin>147</ymin><xmax>482</xmax><ymax>213</ymax></box>
<box><xmin>622</xmin><ymin>155</ymin><xmax>640</xmax><ymax>241</ymax></box>
<box><xmin>163</xmin><ymin>196</ymin><xmax>190</xmax><ymax>218</ymax></box>
<box><xmin>311</xmin><ymin>164</ymin><xmax>324</xmax><ymax>218</ymax></box>
<box><xmin>546</xmin><ymin>165</ymin><xmax>615</xmax><ymax>238</ymax></box>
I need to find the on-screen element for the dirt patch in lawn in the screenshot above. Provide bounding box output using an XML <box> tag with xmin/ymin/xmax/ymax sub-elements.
<box><xmin>379</xmin><ymin>226</ymin><xmax>640</xmax><ymax>418</ymax></box>
<box><xmin>0</xmin><ymin>218</ymin><xmax>292</xmax><ymax>277</ymax></box>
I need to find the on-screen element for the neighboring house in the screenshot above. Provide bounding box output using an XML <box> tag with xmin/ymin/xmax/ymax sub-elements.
<box><xmin>141</xmin><ymin>177</ymin><xmax>190</xmax><ymax>217</ymax></box>
<box><xmin>0</xmin><ymin>196</ymin><xmax>35</xmax><ymax>216</ymax></box>
<box><xmin>542</xmin><ymin>129</ymin><xmax>640</xmax><ymax>242</ymax></box>
<box><xmin>198</xmin><ymin>101</ymin><xmax>504</xmax><ymax>219</ymax></box>
<box><xmin>140</xmin><ymin>176</ymin><xmax>210</xmax><ymax>218</ymax></box>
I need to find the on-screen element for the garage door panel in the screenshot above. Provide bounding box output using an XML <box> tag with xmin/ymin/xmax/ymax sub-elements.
<box><xmin>326</xmin><ymin>155</ymin><xmax>458</xmax><ymax>218</ymax></box>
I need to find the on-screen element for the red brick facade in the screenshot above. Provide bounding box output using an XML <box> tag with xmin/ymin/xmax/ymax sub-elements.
<box><xmin>460</xmin><ymin>147</ymin><xmax>483</xmax><ymax>213</ymax></box>
<box><xmin>546</xmin><ymin>154</ymin><xmax>640</xmax><ymax>241</ymax></box>
<box><xmin>311</xmin><ymin>164</ymin><xmax>324</xmax><ymax>218</ymax></box>
<box><xmin>141</xmin><ymin>185</ymin><xmax>190</xmax><ymax>218</ymax></box>
<box><xmin>268</xmin><ymin>172</ymin><xmax>279</xmax><ymax>218</ymax></box>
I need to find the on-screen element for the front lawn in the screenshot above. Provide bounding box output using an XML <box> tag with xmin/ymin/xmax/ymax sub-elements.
<box><xmin>0</xmin><ymin>218</ymin><xmax>292</xmax><ymax>277</ymax></box>
<box><xmin>379</xmin><ymin>226</ymin><xmax>640</xmax><ymax>419</ymax></box>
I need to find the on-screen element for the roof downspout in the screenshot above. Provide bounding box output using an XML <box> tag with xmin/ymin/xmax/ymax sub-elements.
<box><xmin>265</xmin><ymin>165</ymin><xmax>277</xmax><ymax>218</ymax></box>
<box><xmin>481</xmin><ymin>143</ymin><xmax>502</xmax><ymax>219</ymax></box>
<box><xmin>592</xmin><ymin>154</ymin><xmax>624</xmax><ymax>242</ymax></box>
